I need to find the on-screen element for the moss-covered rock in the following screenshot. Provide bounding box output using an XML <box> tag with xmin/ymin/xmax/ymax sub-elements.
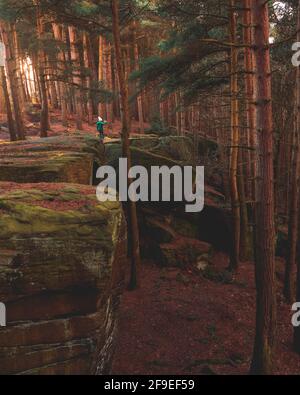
<box><xmin>160</xmin><ymin>238</ymin><xmax>212</xmax><ymax>268</ymax></box>
<box><xmin>0</xmin><ymin>134</ymin><xmax>104</xmax><ymax>185</ymax></box>
<box><xmin>105</xmin><ymin>135</ymin><xmax>194</xmax><ymax>169</ymax></box>
<box><xmin>0</xmin><ymin>183</ymin><xmax>127</xmax><ymax>375</ymax></box>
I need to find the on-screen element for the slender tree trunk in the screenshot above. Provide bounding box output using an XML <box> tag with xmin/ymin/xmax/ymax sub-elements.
<box><xmin>52</xmin><ymin>23</ymin><xmax>68</xmax><ymax>126</ymax></box>
<box><xmin>111</xmin><ymin>0</ymin><xmax>141</xmax><ymax>290</ymax></box>
<box><xmin>36</xmin><ymin>2</ymin><xmax>50</xmax><ymax>137</ymax></box>
<box><xmin>132</xmin><ymin>20</ymin><xmax>144</xmax><ymax>134</ymax></box>
<box><xmin>180</xmin><ymin>95</ymin><xmax>185</xmax><ymax>135</ymax></box>
<box><xmin>238</xmin><ymin>149</ymin><xmax>252</xmax><ymax>261</ymax></box>
<box><xmin>243</xmin><ymin>0</ymin><xmax>257</xmax><ymax>201</ymax></box>
<box><xmin>47</xmin><ymin>56</ymin><xmax>59</xmax><ymax>109</ymax></box>
<box><xmin>175</xmin><ymin>92</ymin><xmax>181</xmax><ymax>135</ymax></box>
<box><xmin>99</xmin><ymin>36</ymin><xmax>108</xmax><ymax>119</ymax></box>
<box><xmin>98</xmin><ymin>35</ymin><xmax>105</xmax><ymax>117</ymax></box>
<box><xmin>83</xmin><ymin>32</ymin><xmax>94</xmax><ymax>125</ymax></box>
<box><xmin>87</xmin><ymin>35</ymin><xmax>98</xmax><ymax>81</ymax></box>
<box><xmin>0</xmin><ymin>21</ymin><xmax>25</xmax><ymax>140</ymax></box>
<box><xmin>167</xmin><ymin>96</ymin><xmax>173</xmax><ymax>127</ymax></box>
<box><xmin>68</xmin><ymin>26</ymin><xmax>83</xmax><ymax>130</ymax></box>
<box><xmin>20</xmin><ymin>59</ymin><xmax>30</xmax><ymax>102</ymax></box>
<box><xmin>12</xmin><ymin>24</ymin><xmax>26</xmax><ymax>109</ymax></box>
<box><xmin>0</xmin><ymin>65</ymin><xmax>16</xmax><ymax>141</ymax></box>
<box><xmin>106</xmin><ymin>41</ymin><xmax>114</xmax><ymax>129</ymax></box>
<box><xmin>192</xmin><ymin>105</ymin><xmax>198</xmax><ymax>167</ymax></box>
<box><xmin>250</xmin><ymin>0</ymin><xmax>277</xmax><ymax>375</ymax></box>
<box><xmin>229</xmin><ymin>0</ymin><xmax>241</xmax><ymax>271</ymax></box>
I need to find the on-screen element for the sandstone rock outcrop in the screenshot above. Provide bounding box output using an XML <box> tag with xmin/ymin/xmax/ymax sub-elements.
<box><xmin>0</xmin><ymin>134</ymin><xmax>104</xmax><ymax>185</ymax></box>
<box><xmin>0</xmin><ymin>183</ymin><xmax>127</xmax><ymax>375</ymax></box>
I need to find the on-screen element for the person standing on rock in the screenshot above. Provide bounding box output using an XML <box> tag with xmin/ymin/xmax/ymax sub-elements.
<box><xmin>96</xmin><ymin>116</ymin><xmax>108</xmax><ymax>141</ymax></box>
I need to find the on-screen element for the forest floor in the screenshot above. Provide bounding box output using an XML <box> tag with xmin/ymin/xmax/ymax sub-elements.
<box><xmin>0</xmin><ymin>111</ymin><xmax>149</xmax><ymax>141</ymax></box>
<box><xmin>112</xmin><ymin>253</ymin><xmax>300</xmax><ymax>376</ymax></box>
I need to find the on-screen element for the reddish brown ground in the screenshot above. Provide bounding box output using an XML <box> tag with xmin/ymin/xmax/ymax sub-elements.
<box><xmin>112</xmin><ymin>253</ymin><xmax>300</xmax><ymax>375</ymax></box>
<box><xmin>0</xmin><ymin>110</ymin><xmax>149</xmax><ymax>142</ymax></box>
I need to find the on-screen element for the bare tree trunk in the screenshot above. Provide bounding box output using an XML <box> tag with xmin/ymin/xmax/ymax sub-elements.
<box><xmin>238</xmin><ymin>149</ymin><xmax>252</xmax><ymax>261</ymax></box>
<box><xmin>111</xmin><ymin>0</ymin><xmax>141</xmax><ymax>291</ymax></box>
<box><xmin>12</xmin><ymin>24</ymin><xmax>26</xmax><ymax>109</ymax></box>
<box><xmin>98</xmin><ymin>35</ymin><xmax>104</xmax><ymax>117</ymax></box>
<box><xmin>243</xmin><ymin>0</ymin><xmax>257</xmax><ymax>201</ymax></box>
<box><xmin>47</xmin><ymin>56</ymin><xmax>59</xmax><ymax>109</ymax></box>
<box><xmin>0</xmin><ymin>21</ymin><xmax>25</xmax><ymax>140</ymax></box>
<box><xmin>132</xmin><ymin>20</ymin><xmax>144</xmax><ymax>134</ymax></box>
<box><xmin>36</xmin><ymin>1</ymin><xmax>50</xmax><ymax>137</ymax></box>
<box><xmin>52</xmin><ymin>23</ymin><xmax>68</xmax><ymax>127</ymax></box>
<box><xmin>68</xmin><ymin>26</ymin><xmax>83</xmax><ymax>130</ymax></box>
<box><xmin>229</xmin><ymin>0</ymin><xmax>241</xmax><ymax>271</ymax></box>
<box><xmin>83</xmin><ymin>32</ymin><xmax>94</xmax><ymax>125</ymax></box>
<box><xmin>106</xmin><ymin>41</ymin><xmax>114</xmax><ymax>130</ymax></box>
<box><xmin>175</xmin><ymin>92</ymin><xmax>181</xmax><ymax>135</ymax></box>
<box><xmin>20</xmin><ymin>59</ymin><xmax>30</xmax><ymax>102</ymax></box>
<box><xmin>250</xmin><ymin>0</ymin><xmax>277</xmax><ymax>375</ymax></box>
<box><xmin>0</xmin><ymin>66</ymin><xmax>16</xmax><ymax>141</ymax></box>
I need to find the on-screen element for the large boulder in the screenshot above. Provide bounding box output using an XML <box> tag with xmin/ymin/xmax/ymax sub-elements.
<box><xmin>105</xmin><ymin>135</ymin><xmax>195</xmax><ymax>170</ymax></box>
<box><xmin>0</xmin><ymin>134</ymin><xmax>104</xmax><ymax>185</ymax></box>
<box><xmin>0</xmin><ymin>182</ymin><xmax>127</xmax><ymax>375</ymax></box>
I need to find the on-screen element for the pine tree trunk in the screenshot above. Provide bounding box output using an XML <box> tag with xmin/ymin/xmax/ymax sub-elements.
<box><xmin>250</xmin><ymin>0</ymin><xmax>277</xmax><ymax>375</ymax></box>
<box><xmin>83</xmin><ymin>32</ymin><xmax>93</xmax><ymax>125</ymax></box>
<box><xmin>132</xmin><ymin>20</ymin><xmax>144</xmax><ymax>134</ymax></box>
<box><xmin>238</xmin><ymin>149</ymin><xmax>251</xmax><ymax>261</ymax></box>
<box><xmin>175</xmin><ymin>92</ymin><xmax>181</xmax><ymax>135</ymax></box>
<box><xmin>111</xmin><ymin>0</ymin><xmax>141</xmax><ymax>291</ymax></box>
<box><xmin>52</xmin><ymin>23</ymin><xmax>68</xmax><ymax>127</ymax></box>
<box><xmin>243</xmin><ymin>0</ymin><xmax>257</xmax><ymax>201</ymax></box>
<box><xmin>36</xmin><ymin>2</ymin><xmax>50</xmax><ymax>137</ymax></box>
<box><xmin>87</xmin><ymin>35</ymin><xmax>98</xmax><ymax>81</ymax></box>
<box><xmin>12</xmin><ymin>24</ymin><xmax>26</xmax><ymax>109</ymax></box>
<box><xmin>229</xmin><ymin>0</ymin><xmax>241</xmax><ymax>271</ymax></box>
<box><xmin>64</xmin><ymin>26</ymin><xmax>75</xmax><ymax>114</ymax></box>
<box><xmin>20</xmin><ymin>59</ymin><xmax>30</xmax><ymax>102</ymax></box>
<box><xmin>68</xmin><ymin>26</ymin><xmax>83</xmax><ymax>130</ymax></box>
<box><xmin>0</xmin><ymin>66</ymin><xmax>17</xmax><ymax>141</ymax></box>
<box><xmin>167</xmin><ymin>97</ymin><xmax>173</xmax><ymax>127</ymax></box>
<box><xmin>47</xmin><ymin>56</ymin><xmax>59</xmax><ymax>109</ymax></box>
<box><xmin>106</xmin><ymin>41</ymin><xmax>114</xmax><ymax>129</ymax></box>
<box><xmin>0</xmin><ymin>22</ymin><xmax>25</xmax><ymax>140</ymax></box>
<box><xmin>98</xmin><ymin>35</ymin><xmax>105</xmax><ymax>117</ymax></box>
